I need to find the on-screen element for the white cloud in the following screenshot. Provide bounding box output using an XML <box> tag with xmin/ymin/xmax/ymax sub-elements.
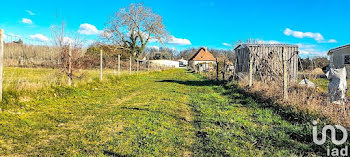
<box><xmin>148</xmin><ymin>46</ymin><xmax>160</xmax><ymax>51</ymax></box>
<box><xmin>296</xmin><ymin>43</ymin><xmax>316</xmax><ymax>49</ymax></box>
<box><xmin>167</xmin><ymin>36</ymin><xmax>191</xmax><ymax>45</ymax></box>
<box><xmin>30</xmin><ymin>34</ymin><xmax>49</xmax><ymax>42</ymax></box>
<box><xmin>149</xmin><ymin>38</ymin><xmax>158</xmax><ymax>43</ymax></box>
<box><xmin>22</xmin><ymin>18</ymin><xmax>32</xmax><ymax>24</ymax></box>
<box><xmin>327</xmin><ymin>39</ymin><xmax>337</xmax><ymax>43</ymax></box>
<box><xmin>284</xmin><ymin>28</ymin><xmax>324</xmax><ymax>42</ymax></box>
<box><xmin>299</xmin><ymin>49</ymin><xmax>327</xmax><ymax>57</ymax></box>
<box><xmin>78</xmin><ymin>23</ymin><xmax>101</xmax><ymax>35</ymax></box>
<box><xmin>222</xmin><ymin>43</ymin><xmax>232</xmax><ymax>46</ymax></box>
<box><xmin>63</xmin><ymin>37</ymin><xmax>74</xmax><ymax>44</ymax></box>
<box><xmin>101</xmin><ymin>31</ymin><xmax>112</xmax><ymax>38</ymax></box>
<box><xmin>25</xmin><ymin>10</ymin><xmax>35</xmax><ymax>16</ymax></box>
<box><xmin>257</xmin><ymin>40</ymin><xmax>280</xmax><ymax>44</ymax></box>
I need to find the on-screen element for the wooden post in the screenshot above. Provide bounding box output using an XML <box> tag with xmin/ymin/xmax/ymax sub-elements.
<box><xmin>129</xmin><ymin>56</ymin><xmax>132</xmax><ymax>75</ymax></box>
<box><xmin>283</xmin><ymin>47</ymin><xmax>288</xmax><ymax>99</ymax></box>
<box><xmin>68</xmin><ymin>44</ymin><xmax>72</xmax><ymax>86</ymax></box>
<box><xmin>113</xmin><ymin>57</ymin><xmax>117</xmax><ymax>75</ymax></box>
<box><xmin>100</xmin><ymin>50</ymin><xmax>103</xmax><ymax>80</ymax></box>
<box><xmin>249</xmin><ymin>53</ymin><xmax>253</xmax><ymax>87</ymax></box>
<box><xmin>222</xmin><ymin>60</ymin><xmax>226</xmax><ymax>81</ymax></box>
<box><xmin>137</xmin><ymin>60</ymin><xmax>139</xmax><ymax>73</ymax></box>
<box><xmin>118</xmin><ymin>54</ymin><xmax>120</xmax><ymax>77</ymax></box>
<box><xmin>216</xmin><ymin>59</ymin><xmax>219</xmax><ymax>81</ymax></box>
<box><xmin>147</xmin><ymin>60</ymin><xmax>150</xmax><ymax>71</ymax></box>
<box><xmin>0</xmin><ymin>29</ymin><xmax>4</xmax><ymax>101</ymax></box>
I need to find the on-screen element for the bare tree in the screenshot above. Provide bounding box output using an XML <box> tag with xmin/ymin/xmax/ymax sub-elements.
<box><xmin>103</xmin><ymin>3</ymin><xmax>167</xmax><ymax>58</ymax></box>
<box><xmin>51</xmin><ymin>21</ymin><xmax>83</xmax><ymax>86</ymax></box>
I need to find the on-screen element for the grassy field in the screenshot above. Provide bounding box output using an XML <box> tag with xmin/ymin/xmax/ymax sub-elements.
<box><xmin>0</xmin><ymin>68</ymin><xmax>330</xmax><ymax>156</ymax></box>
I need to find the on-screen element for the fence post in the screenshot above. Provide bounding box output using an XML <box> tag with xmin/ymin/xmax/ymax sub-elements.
<box><xmin>0</xmin><ymin>29</ymin><xmax>4</xmax><ymax>101</ymax></box>
<box><xmin>118</xmin><ymin>54</ymin><xmax>121</xmax><ymax>77</ymax></box>
<box><xmin>129</xmin><ymin>56</ymin><xmax>132</xmax><ymax>75</ymax></box>
<box><xmin>216</xmin><ymin>59</ymin><xmax>219</xmax><ymax>81</ymax></box>
<box><xmin>100</xmin><ymin>50</ymin><xmax>103</xmax><ymax>80</ymax></box>
<box><xmin>137</xmin><ymin>60</ymin><xmax>139</xmax><ymax>73</ymax></box>
<box><xmin>68</xmin><ymin>44</ymin><xmax>72</xmax><ymax>86</ymax></box>
<box><xmin>249</xmin><ymin>54</ymin><xmax>253</xmax><ymax>87</ymax></box>
<box><xmin>283</xmin><ymin>47</ymin><xmax>288</xmax><ymax>99</ymax></box>
<box><xmin>222</xmin><ymin>60</ymin><xmax>226</xmax><ymax>81</ymax></box>
<box><xmin>147</xmin><ymin>60</ymin><xmax>150</xmax><ymax>71</ymax></box>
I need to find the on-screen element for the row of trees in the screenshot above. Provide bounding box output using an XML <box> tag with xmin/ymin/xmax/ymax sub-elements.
<box><xmin>51</xmin><ymin>2</ymin><xmax>329</xmax><ymax>86</ymax></box>
<box><xmin>50</xmin><ymin>3</ymin><xmax>167</xmax><ymax>85</ymax></box>
<box><xmin>299</xmin><ymin>57</ymin><xmax>329</xmax><ymax>71</ymax></box>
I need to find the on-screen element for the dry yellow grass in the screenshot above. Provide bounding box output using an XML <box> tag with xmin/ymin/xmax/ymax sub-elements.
<box><xmin>239</xmin><ymin>79</ymin><xmax>350</xmax><ymax>127</ymax></box>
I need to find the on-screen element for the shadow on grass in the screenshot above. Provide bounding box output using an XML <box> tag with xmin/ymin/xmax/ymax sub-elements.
<box><xmin>120</xmin><ymin>106</ymin><xmax>190</xmax><ymax>122</ymax></box>
<box><xmin>103</xmin><ymin>150</ymin><xmax>135</xmax><ymax>157</ymax></box>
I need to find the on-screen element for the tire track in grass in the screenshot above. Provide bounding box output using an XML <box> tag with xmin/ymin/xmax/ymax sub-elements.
<box><xmin>99</xmin><ymin>70</ymin><xmax>196</xmax><ymax>156</ymax></box>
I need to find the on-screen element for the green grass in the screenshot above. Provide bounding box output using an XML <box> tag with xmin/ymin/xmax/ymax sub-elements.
<box><xmin>0</xmin><ymin>68</ymin><xmax>331</xmax><ymax>156</ymax></box>
<box><xmin>309</xmin><ymin>78</ymin><xmax>350</xmax><ymax>96</ymax></box>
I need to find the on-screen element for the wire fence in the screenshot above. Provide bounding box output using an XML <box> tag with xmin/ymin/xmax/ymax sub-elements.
<box><xmin>0</xmin><ymin>29</ymin><xmax>177</xmax><ymax>98</ymax></box>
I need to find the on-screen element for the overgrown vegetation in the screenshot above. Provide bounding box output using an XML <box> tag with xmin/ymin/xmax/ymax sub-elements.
<box><xmin>0</xmin><ymin>68</ymin><xmax>336</xmax><ymax>156</ymax></box>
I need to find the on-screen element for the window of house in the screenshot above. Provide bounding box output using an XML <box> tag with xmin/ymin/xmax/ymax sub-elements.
<box><xmin>345</xmin><ymin>55</ymin><xmax>350</xmax><ymax>64</ymax></box>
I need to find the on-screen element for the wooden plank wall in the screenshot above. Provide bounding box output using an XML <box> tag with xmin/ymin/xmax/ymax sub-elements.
<box><xmin>235</xmin><ymin>45</ymin><xmax>298</xmax><ymax>82</ymax></box>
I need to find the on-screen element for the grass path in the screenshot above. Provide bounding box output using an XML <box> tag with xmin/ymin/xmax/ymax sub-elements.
<box><xmin>0</xmin><ymin>69</ymin><xmax>320</xmax><ymax>156</ymax></box>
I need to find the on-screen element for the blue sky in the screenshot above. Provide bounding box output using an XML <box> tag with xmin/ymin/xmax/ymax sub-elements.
<box><xmin>0</xmin><ymin>0</ymin><xmax>349</xmax><ymax>57</ymax></box>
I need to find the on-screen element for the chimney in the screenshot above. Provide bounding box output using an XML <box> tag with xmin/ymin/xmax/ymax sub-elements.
<box><xmin>204</xmin><ymin>46</ymin><xmax>207</xmax><ymax>52</ymax></box>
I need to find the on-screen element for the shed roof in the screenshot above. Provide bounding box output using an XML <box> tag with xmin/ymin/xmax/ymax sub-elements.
<box><xmin>189</xmin><ymin>47</ymin><xmax>216</xmax><ymax>61</ymax></box>
<box><xmin>234</xmin><ymin>43</ymin><xmax>298</xmax><ymax>50</ymax></box>
<box><xmin>328</xmin><ymin>44</ymin><xmax>350</xmax><ymax>55</ymax></box>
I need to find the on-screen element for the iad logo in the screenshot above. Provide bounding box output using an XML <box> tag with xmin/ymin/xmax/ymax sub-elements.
<box><xmin>312</xmin><ymin>120</ymin><xmax>348</xmax><ymax>156</ymax></box>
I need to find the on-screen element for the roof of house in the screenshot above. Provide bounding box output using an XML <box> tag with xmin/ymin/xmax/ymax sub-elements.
<box><xmin>328</xmin><ymin>44</ymin><xmax>350</xmax><ymax>55</ymax></box>
<box><xmin>234</xmin><ymin>43</ymin><xmax>298</xmax><ymax>50</ymax></box>
<box><xmin>189</xmin><ymin>47</ymin><xmax>216</xmax><ymax>61</ymax></box>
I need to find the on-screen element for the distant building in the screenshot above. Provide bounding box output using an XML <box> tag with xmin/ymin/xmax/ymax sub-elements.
<box><xmin>178</xmin><ymin>58</ymin><xmax>188</xmax><ymax>67</ymax></box>
<box><xmin>188</xmin><ymin>47</ymin><xmax>216</xmax><ymax>69</ymax></box>
<box><xmin>328</xmin><ymin>44</ymin><xmax>350</xmax><ymax>77</ymax></box>
<box><xmin>234</xmin><ymin>44</ymin><xmax>299</xmax><ymax>82</ymax></box>
<box><xmin>149</xmin><ymin>60</ymin><xmax>180</xmax><ymax>68</ymax></box>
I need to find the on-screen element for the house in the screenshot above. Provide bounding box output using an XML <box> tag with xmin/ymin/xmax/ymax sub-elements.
<box><xmin>328</xmin><ymin>44</ymin><xmax>350</xmax><ymax>77</ymax></box>
<box><xmin>234</xmin><ymin>44</ymin><xmax>299</xmax><ymax>82</ymax></box>
<box><xmin>188</xmin><ymin>47</ymin><xmax>216</xmax><ymax>70</ymax></box>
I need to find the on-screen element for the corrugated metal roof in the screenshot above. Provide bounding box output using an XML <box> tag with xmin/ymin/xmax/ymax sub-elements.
<box><xmin>328</xmin><ymin>44</ymin><xmax>350</xmax><ymax>55</ymax></box>
<box><xmin>234</xmin><ymin>43</ymin><xmax>298</xmax><ymax>50</ymax></box>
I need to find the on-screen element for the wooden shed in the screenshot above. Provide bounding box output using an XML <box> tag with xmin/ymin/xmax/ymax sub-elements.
<box><xmin>234</xmin><ymin>44</ymin><xmax>299</xmax><ymax>82</ymax></box>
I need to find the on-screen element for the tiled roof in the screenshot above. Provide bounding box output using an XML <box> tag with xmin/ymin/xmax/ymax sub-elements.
<box><xmin>189</xmin><ymin>47</ymin><xmax>216</xmax><ymax>61</ymax></box>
